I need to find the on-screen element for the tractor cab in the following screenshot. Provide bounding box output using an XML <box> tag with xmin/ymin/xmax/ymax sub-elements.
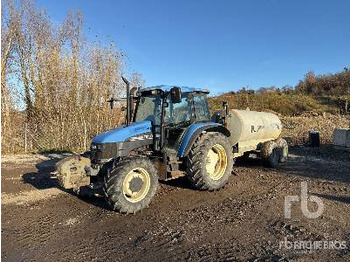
<box><xmin>90</xmin><ymin>83</ymin><xmax>214</xmax><ymax>166</ymax></box>
<box><xmin>134</xmin><ymin>85</ymin><xmax>211</xmax><ymax>152</ymax></box>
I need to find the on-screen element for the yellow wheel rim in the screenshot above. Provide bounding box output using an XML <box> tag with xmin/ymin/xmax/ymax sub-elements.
<box><xmin>122</xmin><ymin>167</ymin><xmax>150</xmax><ymax>203</ymax></box>
<box><xmin>206</xmin><ymin>144</ymin><xmax>227</xmax><ymax>180</ymax></box>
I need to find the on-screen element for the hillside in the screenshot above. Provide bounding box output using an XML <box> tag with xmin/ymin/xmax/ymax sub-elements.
<box><xmin>209</xmin><ymin>92</ymin><xmax>348</xmax><ymax>116</ymax></box>
<box><xmin>209</xmin><ymin>68</ymin><xmax>350</xmax><ymax>116</ymax></box>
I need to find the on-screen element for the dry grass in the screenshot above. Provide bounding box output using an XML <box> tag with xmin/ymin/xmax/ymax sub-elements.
<box><xmin>281</xmin><ymin>114</ymin><xmax>350</xmax><ymax>145</ymax></box>
<box><xmin>209</xmin><ymin>92</ymin><xmax>348</xmax><ymax>116</ymax></box>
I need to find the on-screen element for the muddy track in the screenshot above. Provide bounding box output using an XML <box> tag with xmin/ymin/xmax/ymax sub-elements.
<box><xmin>2</xmin><ymin>146</ymin><xmax>350</xmax><ymax>261</ymax></box>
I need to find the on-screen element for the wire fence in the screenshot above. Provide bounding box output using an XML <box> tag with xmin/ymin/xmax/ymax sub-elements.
<box><xmin>2</xmin><ymin>108</ymin><xmax>126</xmax><ymax>154</ymax></box>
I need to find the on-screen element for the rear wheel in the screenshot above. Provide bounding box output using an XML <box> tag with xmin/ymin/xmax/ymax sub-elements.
<box><xmin>186</xmin><ymin>132</ymin><xmax>233</xmax><ymax>190</ymax></box>
<box><xmin>103</xmin><ymin>157</ymin><xmax>158</xmax><ymax>213</ymax></box>
<box><xmin>261</xmin><ymin>141</ymin><xmax>279</xmax><ymax>168</ymax></box>
<box><xmin>276</xmin><ymin>138</ymin><xmax>288</xmax><ymax>163</ymax></box>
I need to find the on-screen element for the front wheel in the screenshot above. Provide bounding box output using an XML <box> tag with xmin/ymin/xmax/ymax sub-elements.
<box><xmin>103</xmin><ymin>157</ymin><xmax>158</xmax><ymax>214</ymax></box>
<box><xmin>186</xmin><ymin>132</ymin><xmax>233</xmax><ymax>191</ymax></box>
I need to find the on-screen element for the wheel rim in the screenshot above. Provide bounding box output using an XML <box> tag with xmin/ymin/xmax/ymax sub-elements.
<box><xmin>206</xmin><ymin>144</ymin><xmax>227</xmax><ymax>180</ymax></box>
<box><xmin>122</xmin><ymin>167</ymin><xmax>151</xmax><ymax>203</ymax></box>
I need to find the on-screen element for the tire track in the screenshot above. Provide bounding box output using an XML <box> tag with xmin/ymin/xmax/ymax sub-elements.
<box><xmin>1</xmin><ymin>188</ymin><xmax>65</xmax><ymax>206</ymax></box>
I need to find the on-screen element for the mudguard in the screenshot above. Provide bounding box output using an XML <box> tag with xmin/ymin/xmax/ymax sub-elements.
<box><xmin>177</xmin><ymin>122</ymin><xmax>231</xmax><ymax>157</ymax></box>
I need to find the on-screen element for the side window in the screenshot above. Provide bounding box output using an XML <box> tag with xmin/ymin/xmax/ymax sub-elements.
<box><xmin>193</xmin><ymin>94</ymin><xmax>210</xmax><ymax>121</ymax></box>
<box><xmin>135</xmin><ymin>96</ymin><xmax>162</xmax><ymax>125</ymax></box>
<box><xmin>165</xmin><ymin>95</ymin><xmax>192</xmax><ymax>125</ymax></box>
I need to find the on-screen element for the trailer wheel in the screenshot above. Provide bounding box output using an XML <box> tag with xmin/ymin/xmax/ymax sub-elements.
<box><xmin>186</xmin><ymin>132</ymin><xmax>233</xmax><ymax>190</ymax></box>
<box><xmin>261</xmin><ymin>141</ymin><xmax>279</xmax><ymax>168</ymax></box>
<box><xmin>103</xmin><ymin>157</ymin><xmax>158</xmax><ymax>214</ymax></box>
<box><xmin>276</xmin><ymin>138</ymin><xmax>288</xmax><ymax>163</ymax></box>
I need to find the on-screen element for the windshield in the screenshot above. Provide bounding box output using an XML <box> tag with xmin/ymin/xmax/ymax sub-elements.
<box><xmin>135</xmin><ymin>95</ymin><xmax>162</xmax><ymax>125</ymax></box>
<box><xmin>164</xmin><ymin>93</ymin><xmax>192</xmax><ymax>125</ymax></box>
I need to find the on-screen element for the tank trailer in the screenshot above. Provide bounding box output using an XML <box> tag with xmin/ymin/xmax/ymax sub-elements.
<box><xmin>56</xmin><ymin>78</ymin><xmax>288</xmax><ymax>213</ymax></box>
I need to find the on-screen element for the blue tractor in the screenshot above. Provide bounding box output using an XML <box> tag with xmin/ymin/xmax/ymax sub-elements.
<box><xmin>56</xmin><ymin>77</ymin><xmax>234</xmax><ymax>213</ymax></box>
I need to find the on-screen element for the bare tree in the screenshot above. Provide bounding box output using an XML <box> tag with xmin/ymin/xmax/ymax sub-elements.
<box><xmin>1</xmin><ymin>0</ymin><xmax>144</xmax><ymax>153</ymax></box>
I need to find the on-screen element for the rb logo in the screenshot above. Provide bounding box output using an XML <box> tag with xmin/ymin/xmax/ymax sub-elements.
<box><xmin>284</xmin><ymin>181</ymin><xmax>324</xmax><ymax>219</ymax></box>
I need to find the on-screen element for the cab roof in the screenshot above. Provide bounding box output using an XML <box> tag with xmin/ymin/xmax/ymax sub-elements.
<box><xmin>140</xmin><ymin>85</ymin><xmax>209</xmax><ymax>94</ymax></box>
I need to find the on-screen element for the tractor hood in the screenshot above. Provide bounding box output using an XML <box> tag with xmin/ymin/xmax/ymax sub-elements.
<box><xmin>92</xmin><ymin>121</ymin><xmax>152</xmax><ymax>144</ymax></box>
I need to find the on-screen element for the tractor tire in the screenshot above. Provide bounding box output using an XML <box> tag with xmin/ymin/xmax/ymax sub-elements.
<box><xmin>261</xmin><ymin>141</ymin><xmax>279</xmax><ymax>168</ymax></box>
<box><xmin>186</xmin><ymin>132</ymin><xmax>233</xmax><ymax>191</ymax></box>
<box><xmin>103</xmin><ymin>157</ymin><xmax>158</xmax><ymax>214</ymax></box>
<box><xmin>276</xmin><ymin>138</ymin><xmax>288</xmax><ymax>163</ymax></box>
<box><xmin>75</xmin><ymin>186</ymin><xmax>95</xmax><ymax>198</ymax></box>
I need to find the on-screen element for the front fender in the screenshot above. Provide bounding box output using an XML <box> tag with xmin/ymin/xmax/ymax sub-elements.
<box><xmin>177</xmin><ymin>122</ymin><xmax>231</xmax><ymax>157</ymax></box>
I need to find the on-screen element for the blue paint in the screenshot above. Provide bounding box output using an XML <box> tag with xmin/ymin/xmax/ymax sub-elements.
<box><xmin>177</xmin><ymin>122</ymin><xmax>223</xmax><ymax>157</ymax></box>
<box><xmin>141</xmin><ymin>85</ymin><xmax>209</xmax><ymax>94</ymax></box>
<box><xmin>92</xmin><ymin>121</ymin><xmax>152</xmax><ymax>143</ymax></box>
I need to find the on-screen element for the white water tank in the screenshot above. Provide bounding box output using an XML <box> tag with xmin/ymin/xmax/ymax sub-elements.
<box><xmin>226</xmin><ymin>109</ymin><xmax>282</xmax><ymax>145</ymax></box>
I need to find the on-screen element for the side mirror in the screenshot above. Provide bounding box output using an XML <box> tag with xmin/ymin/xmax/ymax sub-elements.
<box><xmin>170</xmin><ymin>87</ymin><xmax>182</xmax><ymax>103</ymax></box>
<box><xmin>107</xmin><ymin>97</ymin><xmax>114</xmax><ymax>109</ymax></box>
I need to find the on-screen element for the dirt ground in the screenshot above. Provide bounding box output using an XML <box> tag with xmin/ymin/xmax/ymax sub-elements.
<box><xmin>1</xmin><ymin>146</ymin><xmax>350</xmax><ymax>261</ymax></box>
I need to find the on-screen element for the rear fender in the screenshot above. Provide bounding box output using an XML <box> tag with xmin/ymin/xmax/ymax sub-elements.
<box><xmin>177</xmin><ymin>122</ymin><xmax>231</xmax><ymax>157</ymax></box>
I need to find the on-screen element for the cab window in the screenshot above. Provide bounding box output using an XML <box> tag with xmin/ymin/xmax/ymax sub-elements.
<box><xmin>165</xmin><ymin>94</ymin><xmax>192</xmax><ymax>125</ymax></box>
<box><xmin>193</xmin><ymin>94</ymin><xmax>210</xmax><ymax>121</ymax></box>
<box><xmin>135</xmin><ymin>95</ymin><xmax>162</xmax><ymax>125</ymax></box>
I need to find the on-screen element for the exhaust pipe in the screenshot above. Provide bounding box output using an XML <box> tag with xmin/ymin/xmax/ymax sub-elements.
<box><xmin>122</xmin><ymin>76</ymin><xmax>131</xmax><ymax>126</ymax></box>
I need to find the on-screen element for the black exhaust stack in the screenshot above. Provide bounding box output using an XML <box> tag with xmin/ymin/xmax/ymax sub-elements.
<box><xmin>122</xmin><ymin>76</ymin><xmax>131</xmax><ymax>126</ymax></box>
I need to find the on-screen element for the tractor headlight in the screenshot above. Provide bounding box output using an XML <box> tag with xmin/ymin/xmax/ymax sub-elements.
<box><xmin>90</xmin><ymin>142</ymin><xmax>120</xmax><ymax>163</ymax></box>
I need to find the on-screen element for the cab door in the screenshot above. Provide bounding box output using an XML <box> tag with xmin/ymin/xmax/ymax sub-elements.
<box><xmin>192</xmin><ymin>93</ymin><xmax>211</xmax><ymax>122</ymax></box>
<box><xmin>162</xmin><ymin>93</ymin><xmax>194</xmax><ymax>151</ymax></box>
